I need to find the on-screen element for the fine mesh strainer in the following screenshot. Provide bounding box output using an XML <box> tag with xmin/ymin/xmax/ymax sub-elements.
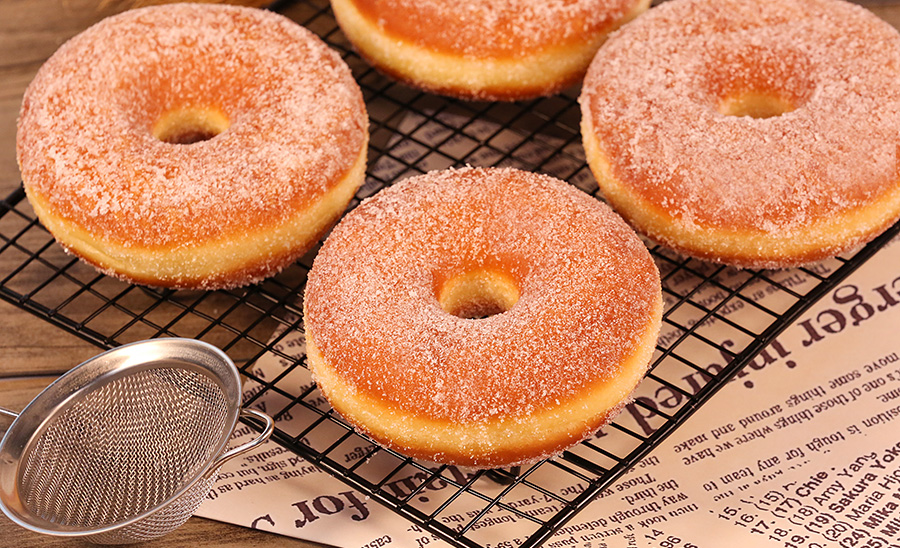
<box><xmin>0</xmin><ymin>338</ymin><xmax>274</xmax><ymax>544</ymax></box>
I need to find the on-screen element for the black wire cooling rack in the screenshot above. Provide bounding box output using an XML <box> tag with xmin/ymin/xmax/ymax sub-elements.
<box><xmin>3</xmin><ymin>1</ymin><xmax>900</xmax><ymax>547</ymax></box>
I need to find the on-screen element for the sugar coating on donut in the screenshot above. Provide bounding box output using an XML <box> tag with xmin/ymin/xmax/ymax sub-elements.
<box><xmin>17</xmin><ymin>4</ymin><xmax>368</xmax><ymax>289</ymax></box>
<box><xmin>346</xmin><ymin>0</ymin><xmax>643</xmax><ymax>56</ymax></box>
<box><xmin>580</xmin><ymin>0</ymin><xmax>900</xmax><ymax>268</ymax></box>
<box><xmin>332</xmin><ymin>0</ymin><xmax>649</xmax><ymax>100</ymax></box>
<box><xmin>304</xmin><ymin>167</ymin><xmax>663</xmax><ymax>467</ymax></box>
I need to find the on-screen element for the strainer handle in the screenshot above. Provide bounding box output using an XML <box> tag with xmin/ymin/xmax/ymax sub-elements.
<box><xmin>208</xmin><ymin>408</ymin><xmax>275</xmax><ymax>474</ymax></box>
<box><xmin>1</xmin><ymin>407</ymin><xmax>19</xmax><ymax>437</ymax></box>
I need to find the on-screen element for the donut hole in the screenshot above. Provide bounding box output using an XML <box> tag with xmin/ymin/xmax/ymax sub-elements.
<box><xmin>438</xmin><ymin>268</ymin><xmax>520</xmax><ymax>319</ymax></box>
<box><xmin>153</xmin><ymin>106</ymin><xmax>230</xmax><ymax>144</ymax></box>
<box><xmin>718</xmin><ymin>91</ymin><xmax>796</xmax><ymax>119</ymax></box>
<box><xmin>706</xmin><ymin>45</ymin><xmax>813</xmax><ymax>120</ymax></box>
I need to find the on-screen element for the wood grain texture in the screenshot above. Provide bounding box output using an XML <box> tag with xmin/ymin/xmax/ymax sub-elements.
<box><xmin>2</xmin><ymin>0</ymin><xmax>900</xmax><ymax>547</ymax></box>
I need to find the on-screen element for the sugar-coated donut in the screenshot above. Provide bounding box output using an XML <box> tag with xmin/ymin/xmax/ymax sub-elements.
<box><xmin>303</xmin><ymin>167</ymin><xmax>663</xmax><ymax>468</ymax></box>
<box><xmin>580</xmin><ymin>0</ymin><xmax>900</xmax><ymax>269</ymax></box>
<box><xmin>330</xmin><ymin>0</ymin><xmax>650</xmax><ymax>101</ymax></box>
<box><xmin>17</xmin><ymin>4</ymin><xmax>368</xmax><ymax>290</ymax></box>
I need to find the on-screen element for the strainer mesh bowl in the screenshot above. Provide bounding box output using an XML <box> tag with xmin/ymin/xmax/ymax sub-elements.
<box><xmin>18</xmin><ymin>367</ymin><xmax>229</xmax><ymax>536</ymax></box>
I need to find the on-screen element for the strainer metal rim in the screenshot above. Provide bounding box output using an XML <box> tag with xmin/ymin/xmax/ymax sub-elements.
<box><xmin>0</xmin><ymin>338</ymin><xmax>244</xmax><ymax>537</ymax></box>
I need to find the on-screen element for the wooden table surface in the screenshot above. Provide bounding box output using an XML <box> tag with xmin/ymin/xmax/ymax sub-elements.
<box><xmin>2</xmin><ymin>1</ymin><xmax>900</xmax><ymax>547</ymax></box>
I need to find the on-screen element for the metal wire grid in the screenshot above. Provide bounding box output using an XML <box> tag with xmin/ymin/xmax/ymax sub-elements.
<box><xmin>2</xmin><ymin>0</ymin><xmax>899</xmax><ymax>546</ymax></box>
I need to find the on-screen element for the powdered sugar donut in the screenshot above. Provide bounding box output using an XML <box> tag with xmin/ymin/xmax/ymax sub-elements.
<box><xmin>331</xmin><ymin>0</ymin><xmax>650</xmax><ymax>100</ymax></box>
<box><xmin>17</xmin><ymin>4</ymin><xmax>368</xmax><ymax>289</ymax></box>
<box><xmin>303</xmin><ymin>167</ymin><xmax>662</xmax><ymax>468</ymax></box>
<box><xmin>580</xmin><ymin>0</ymin><xmax>900</xmax><ymax>269</ymax></box>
